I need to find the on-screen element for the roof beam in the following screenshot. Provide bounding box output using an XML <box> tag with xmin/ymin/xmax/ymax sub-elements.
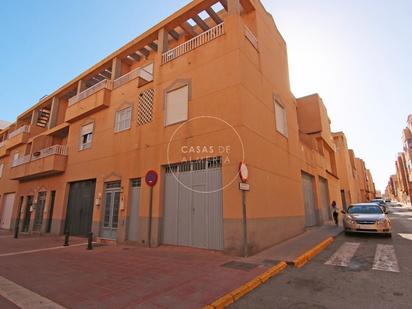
<box><xmin>192</xmin><ymin>15</ymin><xmax>209</xmax><ymax>31</ymax></box>
<box><xmin>129</xmin><ymin>53</ymin><xmax>141</xmax><ymax>61</ymax></box>
<box><xmin>148</xmin><ymin>42</ymin><xmax>158</xmax><ymax>51</ymax></box>
<box><xmin>219</xmin><ymin>0</ymin><xmax>228</xmax><ymax>11</ymax></box>
<box><xmin>139</xmin><ymin>47</ymin><xmax>150</xmax><ymax>57</ymax></box>
<box><xmin>205</xmin><ymin>7</ymin><xmax>223</xmax><ymax>25</ymax></box>
<box><xmin>168</xmin><ymin>29</ymin><xmax>180</xmax><ymax>41</ymax></box>
<box><xmin>180</xmin><ymin>21</ymin><xmax>197</xmax><ymax>37</ymax></box>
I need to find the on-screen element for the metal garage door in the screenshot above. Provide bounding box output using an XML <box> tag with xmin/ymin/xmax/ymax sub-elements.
<box><xmin>302</xmin><ymin>172</ymin><xmax>317</xmax><ymax>227</ymax></box>
<box><xmin>66</xmin><ymin>180</ymin><xmax>96</xmax><ymax>237</ymax></box>
<box><xmin>162</xmin><ymin>157</ymin><xmax>223</xmax><ymax>250</ymax></box>
<box><xmin>319</xmin><ymin>177</ymin><xmax>331</xmax><ymax>223</ymax></box>
<box><xmin>0</xmin><ymin>193</ymin><xmax>15</xmax><ymax>229</ymax></box>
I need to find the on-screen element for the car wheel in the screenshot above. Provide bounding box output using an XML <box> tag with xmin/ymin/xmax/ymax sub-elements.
<box><xmin>344</xmin><ymin>231</ymin><xmax>351</xmax><ymax>236</ymax></box>
<box><xmin>386</xmin><ymin>233</ymin><xmax>392</xmax><ymax>238</ymax></box>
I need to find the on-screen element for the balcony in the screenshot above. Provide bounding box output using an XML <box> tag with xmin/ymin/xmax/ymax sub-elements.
<box><xmin>113</xmin><ymin>63</ymin><xmax>154</xmax><ymax>89</ymax></box>
<box><xmin>6</xmin><ymin>125</ymin><xmax>30</xmax><ymax>149</ymax></box>
<box><xmin>65</xmin><ymin>79</ymin><xmax>112</xmax><ymax>122</ymax></box>
<box><xmin>0</xmin><ymin>140</ymin><xmax>8</xmax><ymax>157</ymax></box>
<box><xmin>161</xmin><ymin>23</ymin><xmax>225</xmax><ymax>64</ymax></box>
<box><xmin>10</xmin><ymin>145</ymin><xmax>68</xmax><ymax>180</ymax></box>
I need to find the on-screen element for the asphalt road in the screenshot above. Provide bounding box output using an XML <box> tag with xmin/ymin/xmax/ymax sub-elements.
<box><xmin>232</xmin><ymin>206</ymin><xmax>412</xmax><ymax>309</ymax></box>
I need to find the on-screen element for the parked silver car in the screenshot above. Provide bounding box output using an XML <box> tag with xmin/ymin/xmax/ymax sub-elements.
<box><xmin>342</xmin><ymin>203</ymin><xmax>391</xmax><ymax>236</ymax></box>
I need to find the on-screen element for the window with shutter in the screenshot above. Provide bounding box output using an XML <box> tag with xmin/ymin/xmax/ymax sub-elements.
<box><xmin>115</xmin><ymin>106</ymin><xmax>132</xmax><ymax>132</ymax></box>
<box><xmin>165</xmin><ymin>85</ymin><xmax>189</xmax><ymax>126</ymax></box>
<box><xmin>274</xmin><ymin>100</ymin><xmax>288</xmax><ymax>137</ymax></box>
<box><xmin>80</xmin><ymin>123</ymin><xmax>94</xmax><ymax>150</ymax></box>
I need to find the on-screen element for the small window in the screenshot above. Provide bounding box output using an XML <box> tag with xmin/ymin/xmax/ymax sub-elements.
<box><xmin>274</xmin><ymin>100</ymin><xmax>288</xmax><ymax>137</ymax></box>
<box><xmin>115</xmin><ymin>106</ymin><xmax>132</xmax><ymax>132</ymax></box>
<box><xmin>165</xmin><ymin>85</ymin><xmax>189</xmax><ymax>126</ymax></box>
<box><xmin>80</xmin><ymin>123</ymin><xmax>94</xmax><ymax>150</ymax></box>
<box><xmin>0</xmin><ymin>163</ymin><xmax>3</xmax><ymax>178</ymax></box>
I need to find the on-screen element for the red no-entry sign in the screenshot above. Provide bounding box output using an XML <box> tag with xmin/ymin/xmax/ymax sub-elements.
<box><xmin>145</xmin><ymin>170</ymin><xmax>158</xmax><ymax>187</ymax></box>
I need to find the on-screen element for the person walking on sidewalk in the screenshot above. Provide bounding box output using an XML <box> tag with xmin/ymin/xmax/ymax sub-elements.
<box><xmin>331</xmin><ymin>201</ymin><xmax>339</xmax><ymax>226</ymax></box>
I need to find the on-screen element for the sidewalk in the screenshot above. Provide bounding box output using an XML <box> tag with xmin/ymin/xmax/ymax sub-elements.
<box><xmin>0</xmin><ymin>224</ymin><xmax>341</xmax><ymax>309</ymax></box>
<box><xmin>241</xmin><ymin>222</ymin><xmax>343</xmax><ymax>264</ymax></box>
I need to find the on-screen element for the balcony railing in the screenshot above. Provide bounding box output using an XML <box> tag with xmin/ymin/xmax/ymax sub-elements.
<box><xmin>68</xmin><ymin>79</ymin><xmax>112</xmax><ymax>106</ymax></box>
<box><xmin>244</xmin><ymin>25</ymin><xmax>258</xmax><ymax>50</ymax></box>
<box><xmin>11</xmin><ymin>145</ymin><xmax>68</xmax><ymax>168</ymax></box>
<box><xmin>162</xmin><ymin>23</ymin><xmax>225</xmax><ymax>64</ymax></box>
<box><xmin>113</xmin><ymin>63</ymin><xmax>154</xmax><ymax>89</ymax></box>
<box><xmin>8</xmin><ymin>125</ymin><xmax>30</xmax><ymax>139</ymax></box>
<box><xmin>31</xmin><ymin>145</ymin><xmax>68</xmax><ymax>161</ymax></box>
<box><xmin>11</xmin><ymin>155</ymin><xmax>31</xmax><ymax>167</ymax></box>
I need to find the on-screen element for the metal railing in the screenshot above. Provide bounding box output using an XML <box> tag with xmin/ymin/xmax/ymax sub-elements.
<box><xmin>11</xmin><ymin>145</ymin><xmax>68</xmax><ymax>168</ymax></box>
<box><xmin>244</xmin><ymin>25</ymin><xmax>258</xmax><ymax>50</ymax></box>
<box><xmin>31</xmin><ymin>145</ymin><xmax>68</xmax><ymax>161</ymax></box>
<box><xmin>8</xmin><ymin>125</ymin><xmax>30</xmax><ymax>139</ymax></box>
<box><xmin>162</xmin><ymin>23</ymin><xmax>225</xmax><ymax>64</ymax></box>
<box><xmin>68</xmin><ymin>79</ymin><xmax>112</xmax><ymax>106</ymax></box>
<box><xmin>113</xmin><ymin>63</ymin><xmax>154</xmax><ymax>89</ymax></box>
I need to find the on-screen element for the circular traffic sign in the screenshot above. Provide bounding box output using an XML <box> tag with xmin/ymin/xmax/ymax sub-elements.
<box><xmin>239</xmin><ymin>162</ymin><xmax>249</xmax><ymax>182</ymax></box>
<box><xmin>145</xmin><ymin>170</ymin><xmax>158</xmax><ymax>187</ymax></box>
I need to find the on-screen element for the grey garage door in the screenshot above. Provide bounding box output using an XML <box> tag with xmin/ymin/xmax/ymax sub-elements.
<box><xmin>319</xmin><ymin>177</ymin><xmax>331</xmax><ymax>223</ymax></box>
<box><xmin>302</xmin><ymin>172</ymin><xmax>317</xmax><ymax>227</ymax></box>
<box><xmin>127</xmin><ymin>178</ymin><xmax>141</xmax><ymax>242</ymax></box>
<box><xmin>162</xmin><ymin>157</ymin><xmax>224</xmax><ymax>250</ymax></box>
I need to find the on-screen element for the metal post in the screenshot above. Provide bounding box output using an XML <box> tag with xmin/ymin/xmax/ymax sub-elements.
<box><xmin>147</xmin><ymin>186</ymin><xmax>154</xmax><ymax>248</ymax></box>
<box><xmin>87</xmin><ymin>232</ymin><xmax>93</xmax><ymax>250</ymax></box>
<box><xmin>242</xmin><ymin>190</ymin><xmax>248</xmax><ymax>257</ymax></box>
<box><xmin>64</xmin><ymin>230</ymin><xmax>70</xmax><ymax>246</ymax></box>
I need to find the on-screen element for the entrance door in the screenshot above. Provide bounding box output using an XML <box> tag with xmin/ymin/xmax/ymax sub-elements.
<box><xmin>127</xmin><ymin>179</ymin><xmax>141</xmax><ymax>241</ymax></box>
<box><xmin>162</xmin><ymin>157</ymin><xmax>224</xmax><ymax>250</ymax></box>
<box><xmin>319</xmin><ymin>177</ymin><xmax>331</xmax><ymax>222</ymax></box>
<box><xmin>66</xmin><ymin>180</ymin><xmax>96</xmax><ymax>237</ymax></box>
<box><xmin>302</xmin><ymin>172</ymin><xmax>317</xmax><ymax>227</ymax></box>
<box><xmin>46</xmin><ymin>191</ymin><xmax>56</xmax><ymax>233</ymax></box>
<box><xmin>0</xmin><ymin>193</ymin><xmax>16</xmax><ymax>229</ymax></box>
<box><xmin>100</xmin><ymin>181</ymin><xmax>121</xmax><ymax>240</ymax></box>
<box><xmin>22</xmin><ymin>196</ymin><xmax>33</xmax><ymax>232</ymax></box>
<box><xmin>33</xmin><ymin>192</ymin><xmax>47</xmax><ymax>231</ymax></box>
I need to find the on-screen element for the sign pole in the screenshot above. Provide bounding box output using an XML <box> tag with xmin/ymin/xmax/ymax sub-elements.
<box><xmin>145</xmin><ymin>170</ymin><xmax>158</xmax><ymax>249</ymax></box>
<box><xmin>239</xmin><ymin>162</ymin><xmax>249</xmax><ymax>257</ymax></box>
<box><xmin>242</xmin><ymin>189</ymin><xmax>248</xmax><ymax>257</ymax></box>
<box><xmin>147</xmin><ymin>186</ymin><xmax>153</xmax><ymax>248</ymax></box>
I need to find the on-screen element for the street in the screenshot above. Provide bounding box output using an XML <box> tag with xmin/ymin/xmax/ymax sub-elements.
<box><xmin>232</xmin><ymin>206</ymin><xmax>412</xmax><ymax>309</ymax></box>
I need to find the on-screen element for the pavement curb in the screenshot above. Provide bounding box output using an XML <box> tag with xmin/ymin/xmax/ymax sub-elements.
<box><xmin>293</xmin><ymin>236</ymin><xmax>334</xmax><ymax>268</ymax></box>
<box><xmin>204</xmin><ymin>261</ymin><xmax>287</xmax><ymax>309</ymax></box>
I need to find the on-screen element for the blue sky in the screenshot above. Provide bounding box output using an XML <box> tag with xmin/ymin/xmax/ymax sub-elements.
<box><xmin>0</xmin><ymin>0</ymin><xmax>411</xmax><ymax>191</ymax></box>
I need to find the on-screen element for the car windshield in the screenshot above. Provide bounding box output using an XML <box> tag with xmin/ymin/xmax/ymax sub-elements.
<box><xmin>348</xmin><ymin>205</ymin><xmax>383</xmax><ymax>214</ymax></box>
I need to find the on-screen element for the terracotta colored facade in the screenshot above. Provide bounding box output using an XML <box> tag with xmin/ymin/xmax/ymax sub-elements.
<box><xmin>0</xmin><ymin>0</ymin><xmax>376</xmax><ymax>255</ymax></box>
<box><xmin>385</xmin><ymin>115</ymin><xmax>412</xmax><ymax>205</ymax></box>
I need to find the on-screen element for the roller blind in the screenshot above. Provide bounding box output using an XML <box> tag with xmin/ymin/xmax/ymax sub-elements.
<box><xmin>165</xmin><ymin>85</ymin><xmax>189</xmax><ymax>126</ymax></box>
<box><xmin>275</xmin><ymin>101</ymin><xmax>288</xmax><ymax>137</ymax></box>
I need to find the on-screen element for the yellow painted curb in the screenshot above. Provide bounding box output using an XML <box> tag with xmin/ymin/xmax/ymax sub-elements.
<box><xmin>205</xmin><ymin>261</ymin><xmax>287</xmax><ymax>309</ymax></box>
<box><xmin>293</xmin><ymin>236</ymin><xmax>334</xmax><ymax>268</ymax></box>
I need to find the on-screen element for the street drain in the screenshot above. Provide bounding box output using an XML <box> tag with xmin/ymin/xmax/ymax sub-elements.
<box><xmin>221</xmin><ymin>261</ymin><xmax>258</xmax><ymax>271</ymax></box>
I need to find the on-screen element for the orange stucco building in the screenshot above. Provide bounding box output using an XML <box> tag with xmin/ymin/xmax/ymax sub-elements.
<box><xmin>385</xmin><ymin>114</ymin><xmax>412</xmax><ymax>205</ymax></box>
<box><xmin>0</xmin><ymin>0</ymin><xmax>376</xmax><ymax>255</ymax></box>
